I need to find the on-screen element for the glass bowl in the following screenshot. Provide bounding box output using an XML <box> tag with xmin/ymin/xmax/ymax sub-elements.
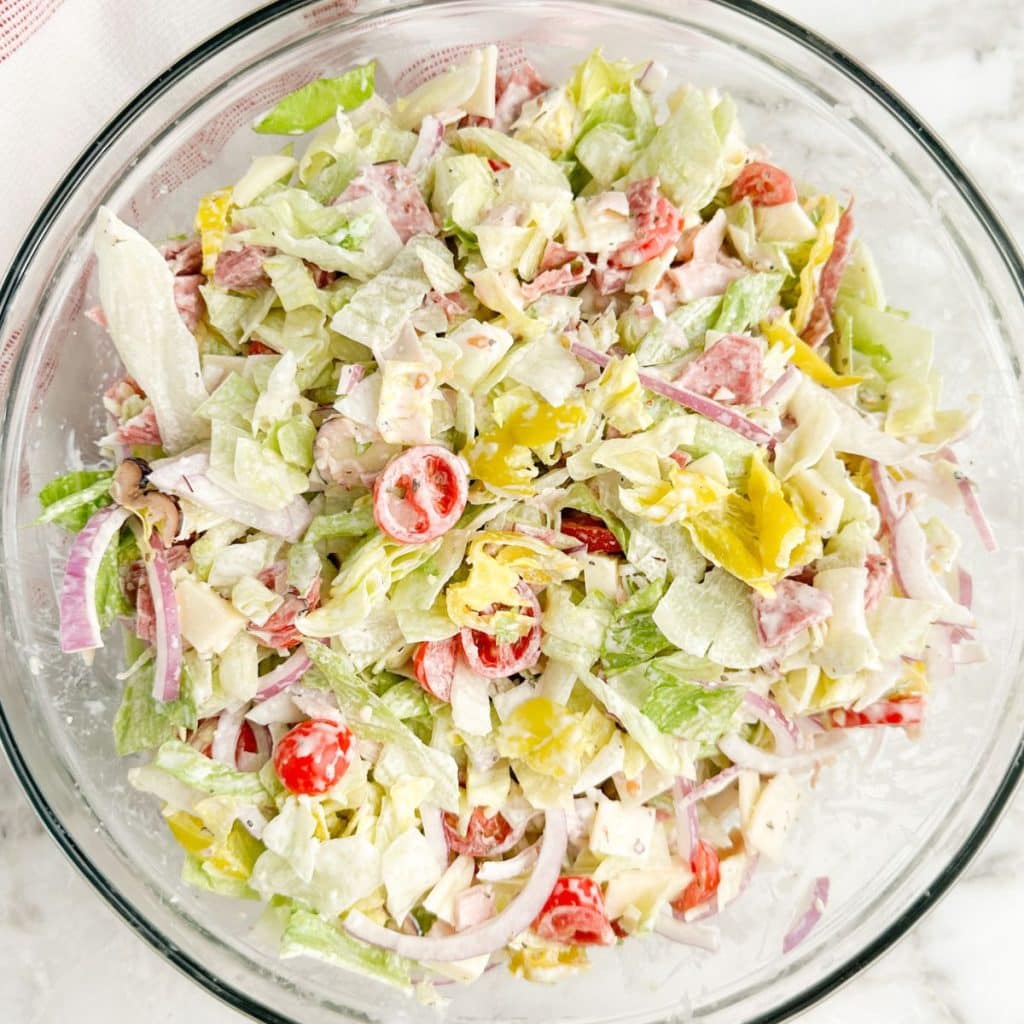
<box><xmin>1</xmin><ymin>1</ymin><xmax>1022</xmax><ymax>1022</ymax></box>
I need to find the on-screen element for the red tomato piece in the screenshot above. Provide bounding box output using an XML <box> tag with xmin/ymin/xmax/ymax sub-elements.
<box><xmin>560</xmin><ymin>511</ymin><xmax>621</xmax><ymax>554</ymax></box>
<box><xmin>672</xmin><ymin>839</ymin><xmax>721</xmax><ymax>914</ymax></box>
<box><xmin>373</xmin><ymin>445</ymin><xmax>469</xmax><ymax>545</ymax></box>
<box><xmin>194</xmin><ymin>718</ymin><xmax>258</xmax><ymax>762</ymax></box>
<box><xmin>460</xmin><ymin>583</ymin><xmax>542</xmax><ymax>679</ymax></box>
<box><xmin>731</xmin><ymin>161</ymin><xmax>797</xmax><ymax>207</ymax></box>
<box><xmin>609</xmin><ymin>177</ymin><xmax>683</xmax><ymax>269</ymax></box>
<box><xmin>412</xmin><ymin>636</ymin><xmax>460</xmax><ymax>702</ymax></box>
<box><xmin>826</xmin><ymin>695</ymin><xmax>924</xmax><ymax>729</ymax></box>
<box><xmin>273</xmin><ymin>718</ymin><xmax>353</xmax><ymax>796</ymax></box>
<box><xmin>246</xmin><ymin>339</ymin><xmax>276</xmax><ymax>356</ymax></box>
<box><xmin>442</xmin><ymin>807</ymin><xmax>513</xmax><ymax>856</ymax></box>
<box><xmin>533</xmin><ymin>876</ymin><xmax>616</xmax><ymax>946</ymax></box>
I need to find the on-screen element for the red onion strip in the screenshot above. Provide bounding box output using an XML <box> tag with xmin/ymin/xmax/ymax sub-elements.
<box><xmin>760</xmin><ymin>364</ymin><xmax>797</xmax><ymax>407</ymax></box>
<box><xmin>719</xmin><ymin>733</ymin><xmax>842</xmax><ymax>775</ymax></box>
<box><xmin>146</xmin><ymin>536</ymin><xmax>183</xmax><ymax>702</ymax></box>
<box><xmin>654</xmin><ymin>912</ymin><xmax>721</xmax><ymax>951</ymax></box>
<box><xmin>512</xmin><ymin>521</ymin><xmax>585</xmax><ymax>553</ymax></box>
<box><xmin>744</xmin><ymin>692</ymin><xmax>801</xmax><ymax>755</ymax></box>
<box><xmin>782</xmin><ymin>876</ymin><xmax>830</xmax><ymax>953</ymax></box>
<box><xmin>956</xmin><ymin>475</ymin><xmax>998</xmax><ymax>552</ymax></box>
<box><xmin>476</xmin><ymin>841</ymin><xmax>540</xmax><ymax>883</ymax></box>
<box><xmin>254</xmin><ymin>649</ymin><xmax>312</xmax><ymax>701</ymax></box>
<box><xmin>889</xmin><ymin>511</ymin><xmax>963</xmax><ymax>610</ymax></box>
<box><xmin>957</xmin><ymin>566</ymin><xmax>973</xmax><ymax>611</ymax></box>
<box><xmin>870</xmin><ymin>460</ymin><xmax>904</xmax><ymax>530</ymax></box>
<box><xmin>58</xmin><ymin>505</ymin><xmax>130</xmax><ymax>653</ymax></box>
<box><xmin>673</xmin><ymin>779</ymin><xmax>699</xmax><ymax>860</ymax></box>
<box><xmin>237</xmin><ymin>722</ymin><xmax>272</xmax><ymax>772</ymax></box>
<box><xmin>569</xmin><ymin>341</ymin><xmax>774</xmax><ymax>445</ymax></box>
<box><xmin>672</xmin><ymin>764</ymin><xmax>742</xmax><ymax>810</ymax></box>
<box><xmin>407</xmin><ymin>115</ymin><xmax>446</xmax><ymax>174</ymax></box>
<box><xmin>211</xmin><ymin>706</ymin><xmax>246</xmax><ymax>767</ymax></box>
<box><xmin>336</xmin><ymin>363</ymin><xmax>366</xmax><ymax>397</ymax></box>
<box><xmin>343</xmin><ymin>809</ymin><xmax>567</xmax><ymax>961</ymax></box>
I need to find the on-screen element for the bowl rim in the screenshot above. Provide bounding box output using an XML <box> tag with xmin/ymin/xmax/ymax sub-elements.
<box><xmin>1</xmin><ymin>1</ymin><xmax>1022</xmax><ymax>1022</ymax></box>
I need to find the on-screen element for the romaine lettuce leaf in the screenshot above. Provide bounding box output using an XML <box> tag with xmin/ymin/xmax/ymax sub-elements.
<box><xmin>641</xmin><ymin>676</ymin><xmax>743</xmax><ymax>743</ymax></box>
<box><xmin>38</xmin><ymin>470</ymin><xmax>113</xmax><ymax>531</ymax></box>
<box><xmin>280</xmin><ymin>907</ymin><xmax>412</xmax><ymax>992</ymax></box>
<box><xmin>255</xmin><ymin>63</ymin><xmax>376</xmax><ymax>135</ymax></box>
<box><xmin>152</xmin><ymin>739</ymin><xmax>267</xmax><ymax>799</ymax></box>
<box><xmin>713</xmin><ymin>272</ymin><xmax>785</xmax><ymax>334</ymax></box>
<box><xmin>601</xmin><ymin>579</ymin><xmax>672</xmax><ymax>670</ymax></box>
<box><xmin>113</xmin><ymin>665</ymin><xmax>197</xmax><ymax>756</ymax></box>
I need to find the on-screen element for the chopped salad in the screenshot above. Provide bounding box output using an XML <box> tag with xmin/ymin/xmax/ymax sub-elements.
<box><xmin>42</xmin><ymin>47</ymin><xmax>995</xmax><ymax>995</ymax></box>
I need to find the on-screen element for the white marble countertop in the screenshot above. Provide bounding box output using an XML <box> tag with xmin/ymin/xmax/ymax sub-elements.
<box><xmin>1</xmin><ymin>1</ymin><xmax>1021</xmax><ymax>1022</ymax></box>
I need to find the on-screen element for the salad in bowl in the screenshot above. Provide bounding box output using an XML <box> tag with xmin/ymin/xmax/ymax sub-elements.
<box><xmin>40</xmin><ymin>46</ymin><xmax>994</xmax><ymax>999</ymax></box>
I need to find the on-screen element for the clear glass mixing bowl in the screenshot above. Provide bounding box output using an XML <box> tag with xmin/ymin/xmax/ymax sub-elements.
<box><xmin>1</xmin><ymin>1</ymin><xmax>1022</xmax><ymax>1022</ymax></box>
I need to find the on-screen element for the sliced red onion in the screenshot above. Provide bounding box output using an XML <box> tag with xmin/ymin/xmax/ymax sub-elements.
<box><xmin>957</xmin><ymin>566</ymin><xmax>973</xmax><ymax>611</ymax></box>
<box><xmin>407</xmin><ymin>114</ymin><xmax>446</xmax><ymax>174</ymax></box>
<box><xmin>924</xmin><ymin>624</ymin><xmax>955</xmax><ymax>682</ymax></box>
<box><xmin>889</xmin><ymin>511</ymin><xmax>963</xmax><ymax>611</ymax></box>
<box><xmin>870</xmin><ymin>460</ymin><xmax>904</xmax><ymax>531</ymax></box>
<box><xmin>336</xmin><ymin>363</ymin><xmax>365</xmax><ymax>397</ymax></box>
<box><xmin>760</xmin><ymin>364</ymin><xmax>798</xmax><ymax>407</ymax></box>
<box><xmin>672</xmin><ymin>764</ymin><xmax>742</xmax><ymax>811</ymax></box>
<box><xmin>237</xmin><ymin>722</ymin><xmax>272</xmax><ymax>773</ymax></box>
<box><xmin>343</xmin><ymin>809</ymin><xmax>567</xmax><ymax>961</ymax></box>
<box><xmin>146</xmin><ymin>452</ymin><xmax>311</xmax><ymax>542</ymax></box>
<box><xmin>481</xmin><ymin>812</ymin><xmax>538</xmax><ymax>857</ymax></box>
<box><xmin>569</xmin><ymin>341</ymin><xmax>773</xmax><ymax>445</ymax></box>
<box><xmin>58</xmin><ymin>505</ymin><xmax>130</xmax><ymax>653</ymax></box>
<box><xmin>782</xmin><ymin>876</ymin><xmax>830</xmax><ymax>953</ymax></box>
<box><xmin>145</xmin><ymin>536</ymin><xmax>183</xmax><ymax>702</ymax></box>
<box><xmin>719</xmin><ymin>733</ymin><xmax>842</xmax><ymax>775</ymax></box>
<box><xmin>673</xmin><ymin>779</ymin><xmax>699</xmax><ymax>859</ymax></box>
<box><xmin>211</xmin><ymin>706</ymin><xmax>247</xmax><ymax>767</ymax></box>
<box><xmin>654</xmin><ymin>912</ymin><xmax>721</xmax><ymax>952</ymax></box>
<box><xmin>956</xmin><ymin>474</ymin><xmax>997</xmax><ymax>552</ymax></box>
<box><xmin>513</xmin><ymin>521</ymin><xmax>585</xmax><ymax>553</ymax></box>
<box><xmin>744</xmin><ymin>692</ymin><xmax>801</xmax><ymax>755</ymax></box>
<box><xmin>420</xmin><ymin>804</ymin><xmax>451</xmax><ymax>874</ymax></box>
<box><xmin>476</xmin><ymin>840</ymin><xmax>540</xmax><ymax>882</ymax></box>
<box><xmin>253</xmin><ymin>649</ymin><xmax>312</xmax><ymax>701</ymax></box>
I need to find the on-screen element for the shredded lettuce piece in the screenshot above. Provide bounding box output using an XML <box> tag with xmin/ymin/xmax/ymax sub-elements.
<box><xmin>304</xmin><ymin>642</ymin><xmax>459</xmax><ymax>811</ymax></box>
<box><xmin>38</xmin><ymin>470</ymin><xmax>113</xmax><ymax>531</ymax></box>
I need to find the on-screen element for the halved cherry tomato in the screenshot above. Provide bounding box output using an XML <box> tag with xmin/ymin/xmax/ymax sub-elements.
<box><xmin>460</xmin><ymin>583</ymin><xmax>542</xmax><ymax>679</ymax></box>
<box><xmin>273</xmin><ymin>718</ymin><xmax>353</xmax><ymax>796</ymax></box>
<box><xmin>826</xmin><ymin>695</ymin><xmax>923</xmax><ymax>729</ymax></box>
<box><xmin>672</xmin><ymin>839</ymin><xmax>721</xmax><ymax>914</ymax></box>
<box><xmin>442</xmin><ymin>807</ymin><xmax>513</xmax><ymax>856</ymax></box>
<box><xmin>373</xmin><ymin>445</ymin><xmax>468</xmax><ymax>545</ymax></box>
<box><xmin>533</xmin><ymin>876</ymin><xmax>616</xmax><ymax>946</ymax></box>
<box><xmin>731</xmin><ymin>161</ymin><xmax>797</xmax><ymax>207</ymax></box>
<box><xmin>609</xmin><ymin>177</ymin><xmax>682</xmax><ymax>269</ymax></box>
<box><xmin>413</xmin><ymin>636</ymin><xmax>460</xmax><ymax>702</ymax></box>
<box><xmin>560</xmin><ymin>510</ymin><xmax>621</xmax><ymax>554</ymax></box>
